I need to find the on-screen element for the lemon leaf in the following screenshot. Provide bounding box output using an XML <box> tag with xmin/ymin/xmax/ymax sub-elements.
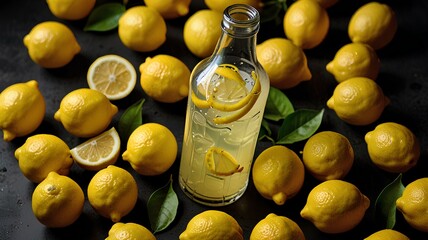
<box><xmin>263</xmin><ymin>87</ymin><xmax>294</xmax><ymax>121</ymax></box>
<box><xmin>84</xmin><ymin>3</ymin><xmax>125</xmax><ymax>32</ymax></box>
<box><xmin>258</xmin><ymin>119</ymin><xmax>275</xmax><ymax>144</ymax></box>
<box><xmin>261</xmin><ymin>0</ymin><xmax>289</xmax><ymax>24</ymax></box>
<box><xmin>147</xmin><ymin>176</ymin><xmax>178</xmax><ymax>234</ymax></box>
<box><xmin>118</xmin><ymin>98</ymin><xmax>145</xmax><ymax>142</ymax></box>
<box><xmin>374</xmin><ymin>173</ymin><xmax>405</xmax><ymax>229</ymax></box>
<box><xmin>276</xmin><ymin>108</ymin><xmax>324</xmax><ymax>144</ymax></box>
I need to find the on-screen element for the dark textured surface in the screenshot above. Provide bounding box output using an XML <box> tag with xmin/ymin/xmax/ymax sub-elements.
<box><xmin>1</xmin><ymin>0</ymin><xmax>428</xmax><ymax>239</ymax></box>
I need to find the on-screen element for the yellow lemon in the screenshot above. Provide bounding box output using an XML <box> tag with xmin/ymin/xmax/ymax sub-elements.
<box><xmin>106</xmin><ymin>222</ymin><xmax>156</xmax><ymax>240</ymax></box>
<box><xmin>283</xmin><ymin>0</ymin><xmax>329</xmax><ymax>49</ymax></box>
<box><xmin>122</xmin><ymin>123</ymin><xmax>177</xmax><ymax>176</ymax></box>
<box><xmin>302</xmin><ymin>131</ymin><xmax>354</xmax><ymax>181</ymax></box>
<box><xmin>326</xmin><ymin>42</ymin><xmax>380</xmax><ymax>83</ymax></box>
<box><xmin>54</xmin><ymin>88</ymin><xmax>118</xmax><ymax>138</ymax></box>
<box><xmin>364</xmin><ymin>229</ymin><xmax>410</xmax><ymax>240</ymax></box>
<box><xmin>144</xmin><ymin>0</ymin><xmax>191</xmax><ymax>19</ymax></box>
<box><xmin>87</xmin><ymin>165</ymin><xmax>138</xmax><ymax>222</ymax></box>
<box><xmin>0</xmin><ymin>80</ymin><xmax>45</xmax><ymax>141</ymax></box>
<box><xmin>300</xmin><ymin>179</ymin><xmax>370</xmax><ymax>233</ymax></box>
<box><xmin>183</xmin><ymin>9</ymin><xmax>223</xmax><ymax>58</ymax></box>
<box><xmin>365</xmin><ymin>122</ymin><xmax>420</xmax><ymax>173</ymax></box>
<box><xmin>139</xmin><ymin>54</ymin><xmax>190</xmax><ymax>103</ymax></box>
<box><xmin>327</xmin><ymin>77</ymin><xmax>389</xmax><ymax>125</ymax></box>
<box><xmin>205</xmin><ymin>146</ymin><xmax>243</xmax><ymax>176</ymax></box>
<box><xmin>118</xmin><ymin>6</ymin><xmax>167</xmax><ymax>52</ymax></box>
<box><xmin>252</xmin><ymin>145</ymin><xmax>305</xmax><ymax>205</ymax></box>
<box><xmin>179</xmin><ymin>210</ymin><xmax>243</xmax><ymax>240</ymax></box>
<box><xmin>256</xmin><ymin>38</ymin><xmax>311</xmax><ymax>89</ymax></box>
<box><xmin>250</xmin><ymin>213</ymin><xmax>305</xmax><ymax>240</ymax></box>
<box><xmin>23</xmin><ymin>21</ymin><xmax>80</xmax><ymax>68</ymax></box>
<box><xmin>348</xmin><ymin>2</ymin><xmax>397</xmax><ymax>50</ymax></box>
<box><xmin>32</xmin><ymin>172</ymin><xmax>84</xmax><ymax>228</ymax></box>
<box><xmin>87</xmin><ymin>54</ymin><xmax>137</xmax><ymax>100</ymax></box>
<box><xmin>46</xmin><ymin>0</ymin><xmax>96</xmax><ymax>20</ymax></box>
<box><xmin>396</xmin><ymin>178</ymin><xmax>428</xmax><ymax>232</ymax></box>
<box><xmin>15</xmin><ymin>134</ymin><xmax>73</xmax><ymax>183</ymax></box>
<box><xmin>204</xmin><ymin>0</ymin><xmax>263</xmax><ymax>12</ymax></box>
<box><xmin>70</xmin><ymin>127</ymin><xmax>120</xmax><ymax>171</ymax></box>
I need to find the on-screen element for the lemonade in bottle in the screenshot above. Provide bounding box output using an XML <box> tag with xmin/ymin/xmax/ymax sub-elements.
<box><xmin>179</xmin><ymin>4</ymin><xmax>269</xmax><ymax>206</ymax></box>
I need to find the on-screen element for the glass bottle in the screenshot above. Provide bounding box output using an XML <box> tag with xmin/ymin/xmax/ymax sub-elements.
<box><xmin>179</xmin><ymin>4</ymin><xmax>269</xmax><ymax>206</ymax></box>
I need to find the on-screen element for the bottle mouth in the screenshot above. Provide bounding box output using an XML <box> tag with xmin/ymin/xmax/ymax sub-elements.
<box><xmin>222</xmin><ymin>4</ymin><xmax>260</xmax><ymax>37</ymax></box>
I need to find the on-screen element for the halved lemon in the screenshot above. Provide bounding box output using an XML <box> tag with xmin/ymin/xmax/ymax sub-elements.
<box><xmin>205</xmin><ymin>146</ymin><xmax>243</xmax><ymax>176</ymax></box>
<box><xmin>70</xmin><ymin>127</ymin><xmax>120</xmax><ymax>171</ymax></box>
<box><xmin>87</xmin><ymin>54</ymin><xmax>137</xmax><ymax>100</ymax></box>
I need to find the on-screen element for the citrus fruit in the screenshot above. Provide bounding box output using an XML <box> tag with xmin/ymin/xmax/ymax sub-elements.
<box><xmin>302</xmin><ymin>131</ymin><xmax>354</xmax><ymax>181</ymax></box>
<box><xmin>54</xmin><ymin>88</ymin><xmax>118</xmax><ymax>138</ymax></box>
<box><xmin>283</xmin><ymin>0</ymin><xmax>329</xmax><ymax>49</ymax></box>
<box><xmin>87</xmin><ymin>165</ymin><xmax>138</xmax><ymax>222</ymax></box>
<box><xmin>70</xmin><ymin>127</ymin><xmax>120</xmax><ymax>171</ymax></box>
<box><xmin>144</xmin><ymin>0</ymin><xmax>191</xmax><ymax>19</ymax></box>
<box><xmin>250</xmin><ymin>213</ymin><xmax>305</xmax><ymax>240</ymax></box>
<box><xmin>23</xmin><ymin>21</ymin><xmax>80</xmax><ymax>68</ymax></box>
<box><xmin>15</xmin><ymin>134</ymin><xmax>73</xmax><ymax>183</ymax></box>
<box><xmin>300</xmin><ymin>179</ymin><xmax>370</xmax><ymax>233</ymax></box>
<box><xmin>256</xmin><ymin>38</ymin><xmax>311</xmax><ymax>89</ymax></box>
<box><xmin>32</xmin><ymin>172</ymin><xmax>84</xmax><ymax>228</ymax></box>
<box><xmin>87</xmin><ymin>54</ymin><xmax>137</xmax><ymax>100</ymax></box>
<box><xmin>327</xmin><ymin>77</ymin><xmax>390</xmax><ymax>125</ymax></box>
<box><xmin>106</xmin><ymin>222</ymin><xmax>156</xmax><ymax>240</ymax></box>
<box><xmin>348</xmin><ymin>2</ymin><xmax>397</xmax><ymax>50</ymax></box>
<box><xmin>183</xmin><ymin>9</ymin><xmax>223</xmax><ymax>58</ymax></box>
<box><xmin>326</xmin><ymin>42</ymin><xmax>380</xmax><ymax>83</ymax></box>
<box><xmin>0</xmin><ymin>80</ymin><xmax>45</xmax><ymax>141</ymax></box>
<box><xmin>139</xmin><ymin>54</ymin><xmax>190</xmax><ymax>103</ymax></box>
<box><xmin>122</xmin><ymin>123</ymin><xmax>178</xmax><ymax>176</ymax></box>
<box><xmin>46</xmin><ymin>0</ymin><xmax>96</xmax><ymax>20</ymax></box>
<box><xmin>252</xmin><ymin>145</ymin><xmax>305</xmax><ymax>205</ymax></box>
<box><xmin>365</xmin><ymin>122</ymin><xmax>420</xmax><ymax>173</ymax></box>
<box><xmin>179</xmin><ymin>210</ymin><xmax>244</xmax><ymax>240</ymax></box>
<box><xmin>364</xmin><ymin>229</ymin><xmax>410</xmax><ymax>240</ymax></box>
<box><xmin>118</xmin><ymin>6</ymin><xmax>167</xmax><ymax>52</ymax></box>
<box><xmin>204</xmin><ymin>0</ymin><xmax>263</xmax><ymax>12</ymax></box>
<box><xmin>396</xmin><ymin>178</ymin><xmax>428</xmax><ymax>232</ymax></box>
<box><xmin>205</xmin><ymin>146</ymin><xmax>244</xmax><ymax>176</ymax></box>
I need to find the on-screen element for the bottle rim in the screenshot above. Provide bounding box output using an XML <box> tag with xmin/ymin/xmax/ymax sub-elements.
<box><xmin>222</xmin><ymin>4</ymin><xmax>260</xmax><ymax>37</ymax></box>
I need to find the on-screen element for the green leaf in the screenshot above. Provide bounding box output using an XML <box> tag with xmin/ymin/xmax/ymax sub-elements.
<box><xmin>118</xmin><ymin>98</ymin><xmax>145</xmax><ymax>141</ymax></box>
<box><xmin>147</xmin><ymin>176</ymin><xmax>179</xmax><ymax>234</ymax></box>
<box><xmin>276</xmin><ymin>108</ymin><xmax>324</xmax><ymax>144</ymax></box>
<box><xmin>263</xmin><ymin>87</ymin><xmax>294</xmax><ymax>121</ymax></box>
<box><xmin>260</xmin><ymin>0</ymin><xmax>289</xmax><ymax>24</ymax></box>
<box><xmin>374</xmin><ymin>174</ymin><xmax>405</xmax><ymax>229</ymax></box>
<box><xmin>84</xmin><ymin>3</ymin><xmax>125</xmax><ymax>32</ymax></box>
<box><xmin>258</xmin><ymin>119</ymin><xmax>275</xmax><ymax>144</ymax></box>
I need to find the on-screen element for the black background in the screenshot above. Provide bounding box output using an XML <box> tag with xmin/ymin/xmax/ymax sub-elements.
<box><xmin>1</xmin><ymin>0</ymin><xmax>428</xmax><ymax>239</ymax></box>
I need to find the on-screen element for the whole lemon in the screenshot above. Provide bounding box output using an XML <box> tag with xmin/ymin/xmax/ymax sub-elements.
<box><xmin>256</xmin><ymin>38</ymin><xmax>311</xmax><ymax>89</ymax></box>
<box><xmin>118</xmin><ymin>6</ymin><xmax>167</xmax><ymax>52</ymax></box>
<box><xmin>139</xmin><ymin>54</ymin><xmax>190</xmax><ymax>103</ymax></box>
<box><xmin>183</xmin><ymin>9</ymin><xmax>223</xmax><ymax>58</ymax></box>
<box><xmin>15</xmin><ymin>134</ymin><xmax>73</xmax><ymax>183</ymax></box>
<box><xmin>327</xmin><ymin>77</ymin><xmax>389</xmax><ymax>125</ymax></box>
<box><xmin>122</xmin><ymin>123</ymin><xmax>178</xmax><ymax>176</ymax></box>
<box><xmin>87</xmin><ymin>165</ymin><xmax>138</xmax><ymax>222</ymax></box>
<box><xmin>348</xmin><ymin>2</ymin><xmax>397</xmax><ymax>50</ymax></box>
<box><xmin>106</xmin><ymin>222</ymin><xmax>156</xmax><ymax>240</ymax></box>
<box><xmin>300</xmin><ymin>179</ymin><xmax>370</xmax><ymax>234</ymax></box>
<box><xmin>144</xmin><ymin>0</ymin><xmax>191</xmax><ymax>19</ymax></box>
<box><xmin>365</xmin><ymin>122</ymin><xmax>419</xmax><ymax>173</ymax></box>
<box><xmin>364</xmin><ymin>229</ymin><xmax>410</xmax><ymax>240</ymax></box>
<box><xmin>302</xmin><ymin>131</ymin><xmax>354</xmax><ymax>181</ymax></box>
<box><xmin>250</xmin><ymin>213</ymin><xmax>305</xmax><ymax>240</ymax></box>
<box><xmin>0</xmin><ymin>80</ymin><xmax>45</xmax><ymax>141</ymax></box>
<box><xmin>46</xmin><ymin>0</ymin><xmax>96</xmax><ymax>20</ymax></box>
<box><xmin>326</xmin><ymin>42</ymin><xmax>380</xmax><ymax>83</ymax></box>
<box><xmin>396</xmin><ymin>178</ymin><xmax>428</xmax><ymax>232</ymax></box>
<box><xmin>252</xmin><ymin>145</ymin><xmax>305</xmax><ymax>205</ymax></box>
<box><xmin>283</xmin><ymin>0</ymin><xmax>329</xmax><ymax>49</ymax></box>
<box><xmin>23</xmin><ymin>21</ymin><xmax>80</xmax><ymax>68</ymax></box>
<box><xmin>204</xmin><ymin>0</ymin><xmax>263</xmax><ymax>12</ymax></box>
<box><xmin>179</xmin><ymin>210</ymin><xmax>243</xmax><ymax>240</ymax></box>
<box><xmin>54</xmin><ymin>88</ymin><xmax>118</xmax><ymax>138</ymax></box>
<box><xmin>32</xmin><ymin>172</ymin><xmax>84</xmax><ymax>228</ymax></box>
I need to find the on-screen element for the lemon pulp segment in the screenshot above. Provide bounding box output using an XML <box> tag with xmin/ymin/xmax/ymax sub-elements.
<box><xmin>205</xmin><ymin>146</ymin><xmax>243</xmax><ymax>176</ymax></box>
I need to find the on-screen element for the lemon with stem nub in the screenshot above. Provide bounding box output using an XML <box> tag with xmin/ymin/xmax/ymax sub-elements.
<box><xmin>205</xmin><ymin>146</ymin><xmax>244</xmax><ymax>176</ymax></box>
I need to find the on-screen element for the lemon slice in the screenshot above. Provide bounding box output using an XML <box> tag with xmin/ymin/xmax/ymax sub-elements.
<box><xmin>205</xmin><ymin>146</ymin><xmax>243</xmax><ymax>176</ymax></box>
<box><xmin>70</xmin><ymin>127</ymin><xmax>120</xmax><ymax>171</ymax></box>
<box><xmin>87</xmin><ymin>55</ymin><xmax>137</xmax><ymax>100</ymax></box>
